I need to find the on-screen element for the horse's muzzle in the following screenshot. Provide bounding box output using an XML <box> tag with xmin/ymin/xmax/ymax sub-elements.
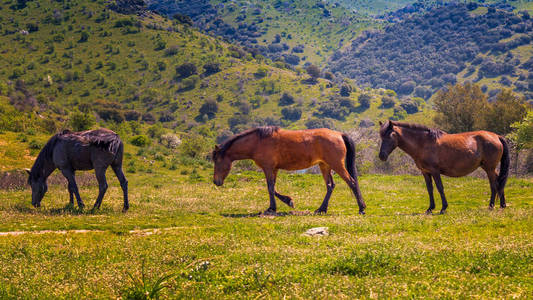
<box><xmin>379</xmin><ymin>152</ymin><xmax>388</xmax><ymax>161</ymax></box>
<box><xmin>213</xmin><ymin>180</ymin><xmax>223</xmax><ymax>186</ymax></box>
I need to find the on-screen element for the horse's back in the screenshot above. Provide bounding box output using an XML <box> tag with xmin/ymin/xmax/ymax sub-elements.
<box><xmin>264</xmin><ymin>128</ymin><xmax>346</xmax><ymax>170</ymax></box>
<box><xmin>435</xmin><ymin>131</ymin><xmax>503</xmax><ymax>176</ymax></box>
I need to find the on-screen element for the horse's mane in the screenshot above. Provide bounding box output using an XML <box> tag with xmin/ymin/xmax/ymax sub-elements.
<box><xmin>29</xmin><ymin>134</ymin><xmax>60</xmax><ymax>180</ymax></box>
<box><xmin>214</xmin><ymin>126</ymin><xmax>280</xmax><ymax>159</ymax></box>
<box><xmin>392</xmin><ymin>121</ymin><xmax>446</xmax><ymax>140</ymax></box>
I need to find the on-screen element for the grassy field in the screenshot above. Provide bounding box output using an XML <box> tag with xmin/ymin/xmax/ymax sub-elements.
<box><xmin>0</xmin><ymin>169</ymin><xmax>531</xmax><ymax>298</ymax></box>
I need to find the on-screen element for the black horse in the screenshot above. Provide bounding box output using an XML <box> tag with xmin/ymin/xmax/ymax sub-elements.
<box><xmin>26</xmin><ymin>128</ymin><xmax>129</xmax><ymax>211</ymax></box>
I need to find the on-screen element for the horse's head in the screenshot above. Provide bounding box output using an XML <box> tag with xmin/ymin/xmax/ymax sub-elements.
<box><xmin>212</xmin><ymin>145</ymin><xmax>231</xmax><ymax>186</ymax></box>
<box><xmin>378</xmin><ymin>121</ymin><xmax>399</xmax><ymax>161</ymax></box>
<box><xmin>26</xmin><ymin>169</ymin><xmax>47</xmax><ymax>207</ymax></box>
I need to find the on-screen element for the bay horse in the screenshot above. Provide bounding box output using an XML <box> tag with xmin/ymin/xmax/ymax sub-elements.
<box><xmin>378</xmin><ymin>121</ymin><xmax>510</xmax><ymax>214</ymax></box>
<box><xmin>26</xmin><ymin>128</ymin><xmax>129</xmax><ymax>212</ymax></box>
<box><xmin>212</xmin><ymin>126</ymin><xmax>366</xmax><ymax>215</ymax></box>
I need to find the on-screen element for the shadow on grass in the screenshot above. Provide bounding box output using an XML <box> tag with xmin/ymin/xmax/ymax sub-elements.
<box><xmin>12</xmin><ymin>202</ymin><xmax>115</xmax><ymax>216</ymax></box>
<box><xmin>222</xmin><ymin>210</ymin><xmax>313</xmax><ymax>218</ymax></box>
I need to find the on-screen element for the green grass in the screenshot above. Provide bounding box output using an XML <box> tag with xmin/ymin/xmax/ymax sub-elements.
<box><xmin>0</xmin><ymin>169</ymin><xmax>531</xmax><ymax>298</ymax></box>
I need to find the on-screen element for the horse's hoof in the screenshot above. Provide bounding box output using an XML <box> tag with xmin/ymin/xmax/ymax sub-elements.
<box><xmin>262</xmin><ymin>208</ymin><xmax>277</xmax><ymax>216</ymax></box>
<box><xmin>500</xmin><ymin>204</ymin><xmax>506</xmax><ymax>209</ymax></box>
<box><xmin>359</xmin><ymin>210</ymin><xmax>365</xmax><ymax>215</ymax></box>
<box><xmin>425</xmin><ymin>209</ymin><xmax>433</xmax><ymax>215</ymax></box>
<box><xmin>439</xmin><ymin>210</ymin><xmax>446</xmax><ymax>215</ymax></box>
<box><xmin>122</xmin><ymin>207</ymin><xmax>129</xmax><ymax>213</ymax></box>
<box><xmin>314</xmin><ymin>209</ymin><xmax>327</xmax><ymax>215</ymax></box>
<box><xmin>288</xmin><ymin>200</ymin><xmax>295</xmax><ymax>208</ymax></box>
<box><xmin>488</xmin><ymin>205</ymin><xmax>494</xmax><ymax>210</ymax></box>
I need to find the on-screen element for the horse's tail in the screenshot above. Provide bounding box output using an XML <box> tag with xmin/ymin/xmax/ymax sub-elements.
<box><xmin>497</xmin><ymin>136</ymin><xmax>510</xmax><ymax>191</ymax></box>
<box><xmin>341</xmin><ymin>134</ymin><xmax>357</xmax><ymax>180</ymax></box>
<box><xmin>342</xmin><ymin>133</ymin><xmax>366</xmax><ymax>212</ymax></box>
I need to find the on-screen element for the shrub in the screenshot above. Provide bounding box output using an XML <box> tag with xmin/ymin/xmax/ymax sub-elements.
<box><xmin>391</xmin><ymin>106</ymin><xmax>407</xmax><ymax>121</ymax></box>
<box><xmin>130</xmin><ymin>135</ymin><xmax>151</xmax><ymax>147</ymax></box>
<box><xmin>306</xmin><ymin>64</ymin><xmax>321</xmax><ymax>79</ymax></box>
<box><xmin>203</xmin><ymin>62</ymin><xmax>221</xmax><ymax>75</ymax></box>
<box><xmin>142</xmin><ymin>112</ymin><xmax>155</xmax><ymax>123</ymax></box>
<box><xmin>180</xmin><ymin>134</ymin><xmax>208</xmax><ymax>158</ymax></box>
<box><xmin>78</xmin><ymin>31</ymin><xmax>89</xmax><ymax>43</ymax></box>
<box><xmin>97</xmin><ymin>108</ymin><xmax>124</xmax><ymax>123</ymax></box>
<box><xmin>358</xmin><ymin>94</ymin><xmax>371</xmax><ymax>108</ymax></box>
<box><xmin>161</xmin><ymin>133</ymin><xmax>181</xmax><ymax>149</ymax></box>
<box><xmin>340</xmin><ymin>84</ymin><xmax>352</xmax><ymax>97</ymax></box>
<box><xmin>124</xmin><ymin>110</ymin><xmax>141</xmax><ymax>121</ymax></box>
<box><xmin>400</xmin><ymin>100</ymin><xmax>419</xmax><ymax>114</ymax></box>
<box><xmin>176</xmin><ymin>63</ymin><xmax>197</xmax><ymax>78</ymax></box>
<box><xmin>199</xmin><ymin>99</ymin><xmax>219</xmax><ymax>119</ymax></box>
<box><xmin>380</xmin><ymin>96</ymin><xmax>395</xmax><ymax>108</ymax></box>
<box><xmin>254</xmin><ymin>67</ymin><xmax>268</xmax><ymax>78</ymax></box>
<box><xmin>305</xmin><ymin>118</ymin><xmax>335</xmax><ymax>129</ymax></box>
<box><xmin>279</xmin><ymin>92</ymin><xmax>294</xmax><ymax>106</ymax></box>
<box><xmin>173</xmin><ymin>14</ymin><xmax>193</xmax><ymax>26</ymax></box>
<box><xmin>181</xmin><ymin>75</ymin><xmax>199</xmax><ymax>91</ymax></box>
<box><xmin>164</xmin><ymin>45</ymin><xmax>179</xmax><ymax>56</ymax></box>
<box><xmin>69</xmin><ymin>111</ymin><xmax>95</xmax><ymax>131</ymax></box>
<box><xmin>281</xmin><ymin>107</ymin><xmax>302</xmax><ymax>121</ymax></box>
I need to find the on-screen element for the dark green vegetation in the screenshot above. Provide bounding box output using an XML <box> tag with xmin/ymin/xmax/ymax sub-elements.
<box><xmin>330</xmin><ymin>3</ymin><xmax>533</xmax><ymax>101</ymax></box>
<box><xmin>147</xmin><ymin>0</ymin><xmax>375</xmax><ymax>66</ymax></box>
<box><xmin>0</xmin><ymin>169</ymin><xmax>532</xmax><ymax>298</ymax></box>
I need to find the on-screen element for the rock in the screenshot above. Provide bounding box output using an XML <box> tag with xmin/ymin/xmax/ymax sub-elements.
<box><xmin>303</xmin><ymin>227</ymin><xmax>329</xmax><ymax>236</ymax></box>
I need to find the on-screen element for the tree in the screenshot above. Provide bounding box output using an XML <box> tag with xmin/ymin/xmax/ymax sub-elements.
<box><xmin>481</xmin><ymin>89</ymin><xmax>527</xmax><ymax>135</ymax></box>
<box><xmin>199</xmin><ymin>99</ymin><xmax>218</xmax><ymax>119</ymax></box>
<box><xmin>358</xmin><ymin>94</ymin><xmax>371</xmax><ymax>109</ymax></box>
<box><xmin>281</xmin><ymin>107</ymin><xmax>302</xmax><ymax>121</ymax></box>
<box><xmin>306</xmin><ymin>64</ymin><xmax>320</xmax><ymax>80</ymax></box>
<box><xmin>279</xmin><ymin>92</ymin><xmax>294</xmax><ymax>106</ymax></box>
<box><xmin>69</xmin><ymin>111</ymin><xmax>95</xmax><ymax>131</ymax></box>
<box><xmin>176</xmin><ymin>63</ymin><xmax>197</xmax><ymax>78</ymax></box>
<box><xmin>203</xmin><ymin>62</ymin><xmax>220</xmax><ymax>75</ymax></box>
<box><xmin>508</xmin><ymin>111</ymin><xmax>533</xmax><ymax>173</ymax></box>
<box><xmin>433</xmin><ymin>83</ymin><xmax>487</xmax><ymax>133</ymax></box>
<box><xmin>340</xmin><ymin>84</ymin><xmax>351</xmax><ymax>97</ymax></box>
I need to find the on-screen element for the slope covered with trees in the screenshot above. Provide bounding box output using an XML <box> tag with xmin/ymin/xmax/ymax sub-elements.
<box><xmin>147</xmin><ymin>0</ymin><xmax>375</xmax><ymax>66</ymax></box>
<box><xmin>329</xmin><ymin>3</ymin><xmax>533</xmax><ymax>101</ymax></box>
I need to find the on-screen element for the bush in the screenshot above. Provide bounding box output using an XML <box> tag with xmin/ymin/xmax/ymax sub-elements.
<box><xmin>305</xmin><ymin>118</ymin><xmax>335</xmax><ymax>129</ymax></box>
<box><xmin>161</xmin><ymin>133</ymin><xmax>181</xmax><ymax>149</ymax></box>
<box><xmin>69</xmin><ymin>111</ymin><xmax>95</xmax><ymax>131</ymax></box>
<box><xmin>199</xmin><ymin>99</ymin><xmax>219</xmax><ymax>119</ymax></box>
<box><xmin>130</xmin><ymin>135</ymin><xmax>150</xmax><ymax>147</ymax></box>
<box><xmin>78</xmin><ymin>31</ymin><xmax>89</xmax><ymax>43</ymax></box>
<box><xmin>400</xmin><ymin>100</ymin><xmax>419</xmax><ymax>114</ymax></box>
<box><xmin>306</xmin><ymin>64</ymin><xmax>321</xmax><ymax>79</ymax></box>
<box><xmin>279</xmin><ymin>92</ymin><xmax>295</xmax><ymax>106</ymax></box>
<box><xmin>203</xmin><ymin>62</ymin><xmax>221</xmax><ymax>75</ymax></box>
<box><xmin>380</xmin><ymin>96</ymin><xmax>395</xmax><ymax>108</ymax></box>
<box><xmin>358</xmin><ymin>94</ymin><xmax>371</xmax><ymax>108</ymax></box>
<box><xmin>180</xmin><ymin>134</ymin><xmax>208</xmax><ymax>158</ymax></box>
<box><xmin>340</xmin><ymin>84</ymin><xmax>352</xmax><ymax>97</ymax></box>
<box><xmin>391</xmin><ymin>106</ymin><xmax>407</xmax><ymax>121</ymax></box>
<box><xmin>181</xmin><ymin>75</ymin><xmax>199</xmax><ymax>91</ymax></box>
<box><xmin>97</xmin><ymin>108</ymin><xmax>124</xmax><ymax>123</ymax></box>
<box><xmin>281</xmin><ymin>106</ymin><xmax>302</xmax><ymax>121</ymax></box>
<box><xmin>254</xmin><ymin>67</ymin><xmax>268</xmax><ymax>78</ymax></box>
<box><xmin>176</xmin><ymin>63</ymin><xmax>197</xmax><ymax>78</ymax></box>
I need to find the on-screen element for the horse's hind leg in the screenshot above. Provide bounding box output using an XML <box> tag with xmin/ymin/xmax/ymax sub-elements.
<box><xmin>112</xmin><ymin>163</ymin><xmax>129</xmax><ymax>212</ymax></box>
<box><xmin>330</xmin><ymin>163</ymin><xmax>366</xmax><ymax>215</ymax></box>
<box><xmin>315</xmin><ymin>163</ymin><xmax>335</xmax><ymax>214</ymax></box>
<box><xmin>423</xmin><ymin>172</ymin><xmax>435</xmax><ymax>214</ymax></box>
<box><xmin>485</xmin><ymin>169</ymin><xmax>498</xmax><ymax>209</ymax></box>
<box><xmin>68</xmin><ymin>183</ymin><xmax>74</xmax><ymax>206</ymax></box>
<box><xmin>93</xmin><ymin>167</ymin><xmax>108</xmax><ymax>210</ymax></box>
<box><xmin>432</xmin><ymin>173</ymin><xmax>448</xmax><ymax>214</ymax></box>
<box><xmin>61</xmin><ymin>169</ymin><xmax>84</xmax><ymax>209</ymax></box>
<box><xmin>275</xmin><ymin>191</ymin><xmax>294</xmax><ymax>208</ymax></box>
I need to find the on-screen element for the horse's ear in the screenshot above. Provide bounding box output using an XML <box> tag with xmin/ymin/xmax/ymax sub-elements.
<box><xmin>379</xmin><ymin>121</ymin><xmax>383</xmax><ymax>126</ymax></box>
<box><xmin>387</xmin><ymin>120</ymin><xmax>394</xmax><ymax>130</ymax></box>
<box><xmin>214</xmin><ymin>145</ymin><xmax>220</xmax><ymax>151</ymax></box>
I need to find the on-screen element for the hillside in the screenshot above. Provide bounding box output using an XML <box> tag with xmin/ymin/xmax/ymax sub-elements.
<box><xmin>146</xmin><ymin>0</ymin><xmax>376</xmax><ymax>66</ymax></box>
<box><xmin>329</xmin><ymin>3</ymin><xmax>533</xmax><ymax>101</ymax></box>
<box><xmin>0</xmin><ymin>0</ymin><xmax>432</xmax><ymax>148</ymax></box>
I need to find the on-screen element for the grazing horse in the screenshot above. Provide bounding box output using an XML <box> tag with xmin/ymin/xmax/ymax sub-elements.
<box><xmin>212</xmin><ymin>126</ymin><xmax>366</xmax><ymax>214</ymax></box>
<box><xmin>26</xmin><ymin>128</ymin><xmax>129</xmax><ymax>212</ymax></box>
<box><xmin>378</xmin><ymin>121</ymin><xmax>510</xmax><ymax>214</ymax></box>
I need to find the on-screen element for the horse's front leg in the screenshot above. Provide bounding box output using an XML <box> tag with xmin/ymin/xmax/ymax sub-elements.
<box><xmin>263</xmin><ymin>169</ymin><xmax>278</xmax><ymax>215</ymax></box>
<box><xmin>275</xmin><ymin>191</ymin><xmax>294</xmax><ymax>208</ymax></box>
<box><xmin>422</xmin><ymin>172</ymin><xmax>435</xmax><ymax>214</ymax></box>
<box><xmin>315</xmin><ymin>163</ymin><xmax>335</xmax><ymax>214</ymax></box>
<box><xmin>61</xmin><ymin>169</ymin><xmax>84</xmax><ymax>209</ymax></box>
<box><xmin>432</xmin><ymin>173</ymin><xmax>448</xmax><ymax>214</ymax></box>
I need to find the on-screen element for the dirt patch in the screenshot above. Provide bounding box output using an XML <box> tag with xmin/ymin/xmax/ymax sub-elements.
<box><xmin>0</xmin><ymin>226</ymin><xmax>200</xmax><ymax>236</ymax></box>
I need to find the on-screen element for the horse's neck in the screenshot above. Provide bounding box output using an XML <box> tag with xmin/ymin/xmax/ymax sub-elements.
<box><xmin>397</xmin><ymin>128</ymin><xmax>430</xmax><ymax>160</ymax></box>
<box><xmin>32</xmin><ymin>155</ymin><xmax>56</xmax><ymax>181</ymax></box>
<box><xmin>227</xmin><ymin>134</ymin><xmax>257</xmax><ymax>161</ymax></box>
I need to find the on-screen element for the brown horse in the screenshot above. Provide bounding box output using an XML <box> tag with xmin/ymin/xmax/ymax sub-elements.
<box><xmin>26</xmin><ymin>128</ymin><xmax>129</xmax><ymax>212</ymax></box>
<box><xmin>212</xmin><ymin>126</ymin><xmax>366</xmax><ymax>214</ymax></box>
<box><xmin>378</xmin><ymin>121</ymin><xmax>509</xmax><ymax>214</ymax></box>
